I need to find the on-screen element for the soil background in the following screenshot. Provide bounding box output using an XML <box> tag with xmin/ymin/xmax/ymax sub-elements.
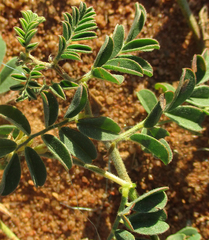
<box><xmin>0</xmin><ymin>0</ymin><xmax>209</xmax><ymax>239</ymax></box>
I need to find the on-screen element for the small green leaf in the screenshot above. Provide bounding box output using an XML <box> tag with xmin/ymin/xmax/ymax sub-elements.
<box><xmin>93</xmin><ymin>36</ymin><xmax>113</xmax><ymax>67</ymax></box>
<box><xmin>19</xmin><ymin>18</ymin><xmax>28</xmax><ymax>32</ymax></box>
<box><xmin>25</xmin><ymin>29</ymin><xmax>37</xmax><ymax>45</ymax></box>
<box><xmin>110</xmin><ymin>24</ymin><xmax>125</xmax><ymax>59</ymax></box>
<box><xmin>25</xmin><ymin>146</ymin><xmax>47</xmax><ymax>187</ymax></box>
<box><xmin>0</xmin><ymin>139</ymin><xmax>17</xmax><ymax>158</ymax></box>
<box><xmin>14</xmin><ymin>26</ymin><xmax>25</xmax><ymax>38</ymax></box>
<box><xmin>41</xmin><ymin>134</ymin><xmax>72</xmax><ymax>171</ymax></box>
<box><xmin>136</xmin><ymin>89</ymin><xmax>158</xmax><ymax>114</ymax></box>
<box><xmin>11</xmin><ymin>73</ymin><xmax>27</xmax><ymax>82</ymax></box>
<box><xmin>130</xmin><ymin>134</ymin><xmax>170</xmax><ymax>164</ymax></box>
<box><xmin>28</xmin><ymin>81</ymin><xmax>41</xmax><ymax>88</ymax></box>
<box><xmin>159</xmin><ymin>139</ymin><xmax>173</xmax><ymax>164</ymax></box>
<box><xmin>125</xmin><ymin>3</ymin><xmax>146</xmax><ymax>43</ymax></box>
<box><xmin>26</xmin><ymin>87</ymin><xmax>37</xmax><ymax>100</ymax></box>
<box><xmin>92</xmin><ymin>67</ymin><xmax>124</xmax><ymax>84</ymax></box>
<box><xmin>166</xmin><ymin>233</ymin><xmax>187</xmax><ymax>240</ymax></box>
<box><xmin>75</xmin><ymin>22</ymin><xmax>97</xmax><ymax>32</ymax></box>
<box><xmin>67</xmin><ymin>44</ymin><xmax>92</xmax><ymax>53</ymax></box>
<box><xmin>61</xmin><ymin>53</ymin><xmax>80</xmax><ymax>61</ymax></box>
<box><xmin>118</xmin><ymin>55</ymin><xmax>153</xmax><ymax>77</ymax></box>
<box><xmin>72</xmin><ymin>31</ymin><xmax>96</xmax><ymax>41</ymax></box>
<box><xmin>115</xmin><ymin>229</ymin><xmax>135</xmax><ymax>240</ymax></box>
<box><xmin>50</xmin><ymin>83</ymin><xmax>66</xmax><ymax>100</ymax></box>
<box><xmin>103</xmin><ymin>58</ymin><xmax>143</xmax><ymax>77</ymax></box>
<box><xmin>127</xmin><ymin>210</ymin><xmax>169</xmax><ymax>235</ymax></box>
<box><xmin>187</xmin><ymin>85</ymin><xmax>209</xmax><ymax>107</ymax></box>
<box><xmin>122</xmin><ymin>38</ymin><xmax>160</xmax><ymax>53</ymax></box>
<box><xmin>166</xmin><ymin>68</ymin><xmax>196</xmax><ymax>111</ymax></box>
<box><xmin>165</xmin><ymin>106</ymin><xmax>205</xmax><ymax>132</ymax></box>
<box><xmin>0</xmin><ymin>105</ymin><xmax>31</xmax><ymax>135</ymax></box>
<box><xmin>64</xmin><ymin>85</ymin><xmax>87</xmax><ymax>119</ymax></box>
<box><xmin>62</xmin><ymin>21</ymin><xmax>69</xmax><ymax>40</ymax></box>
<box><xmin>133</xmin><ymin>191</ymin><xmax>167</xmax><ymax>213</ymax></box>
<box><xmin>0</xmin><ymin>153</ymin><xmax>21</xmax><ymax>196</ymax></box>
<box><xmin>41</xmin><ymin>91</ymin><xmax>59</xmax><ymax>128</ymax></box>
<box><xmin>155</xmin><ymin>82</ymin><xmax>175</xmax><ymax>92</ymax></box>
<box><xmin>59</xmin><ymin>80</ymin><xmax>78</xmax><ymax>89</ymax></box>
<box><xmin>72</xmin><ymin>6</ymin><xmax>79</xmax><ymax>27</ymax></box>
<box><xmin>17</xmin><ymin>37</ymin><xmax>26</xmax><ymax>47</ymax></box>
<box><xmin>142</xmin><ymin>127</ymin><xmax>169</xmax><ymax>139</ymax></box>
<box><xmin>77</xmin><ymin>116</ymin><xmax>121</xmax><ymax>141</ymax></box>
<box><xmin>59</xmin><ymin>127</ymin><xmax>97</xmax><ymax>164</ymax></box>
<box><xmin>144</xmin><ymin>100</ymin><xmax>163</xmax><ymax>128</ymax></box>
<box><xmin>30</xmin><ymin>70</ymin><xmax>43</xmax><ymax>78</ymax></box>
<box><xmin>192</xmin><ymin>54</ymin><xmax>206</xmax><ymax>84</ymax></box>
<box><xmin>58</xmin><ymin>35</ymin><xmax>66</xmax><ymax>54</ymax></box>
<box><xmin>26</xmin><ymin>42</ymin><xmax>39</xmax><ymax>51</ymax></box>
<box><xmin>198</xmin><ymin>49</ymin><xmax>209</xmax><ymax>84</ymax></box>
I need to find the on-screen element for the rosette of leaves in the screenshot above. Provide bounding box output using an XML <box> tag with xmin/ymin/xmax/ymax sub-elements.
<box><xmin>91</xmin><ymin>3</ymin><xmax>160</xmax><ymax>85</ymax></box>
<box><xmin>55</xmin><ymin>2</ymin><xmax>97</xmax><ymax>62</ymax></box>
<box><xmin>14</xmin><ymin>10</ymin><xmax>45</xmax><ymax>52</ymax></box>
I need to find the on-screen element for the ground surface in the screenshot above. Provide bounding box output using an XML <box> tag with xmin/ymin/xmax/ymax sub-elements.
<box><xmin>0</xmin><ymin>0</ymin><xmax>209</xmax><ymax>239</ymax></box>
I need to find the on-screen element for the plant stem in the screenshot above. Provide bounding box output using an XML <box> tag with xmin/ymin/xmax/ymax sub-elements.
<box><xmin>151</xmin><ymin>236</ymin><xmax>161</xmax><ymax>240</ymax></box>
<box><xmin>0</xmin><ymin>220</ymin><xmax>20</xmax><ymax>240</ymax></box>
<box><xmin>16</xmin><ymin>118</ymin><xmax>70</xmax><ymax>151</ymax></box>
<box><xmin>176</xmin><ymin>0</ymin><xmax>202</xmax><ymax>45</ymax></box>
<box><xmin>115</xmin><ymin>120</ymin><xmax>145</xmax><ymax>143</ymax></box>
<box><xmin>105</xmin><ymin>142</ymin><xmax>138</xmax><ymax>201</ymax></box>
<box><xmin>107</xmin><ymin>188</ymin><xmax>128</xmax><ymax>240</ymax></box>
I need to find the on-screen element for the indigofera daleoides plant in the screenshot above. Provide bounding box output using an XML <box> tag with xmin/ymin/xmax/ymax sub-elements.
<box><xmin>0</xmin><ymin>2</ymin><xmax>208</xmax><ymax>239</ymax></box>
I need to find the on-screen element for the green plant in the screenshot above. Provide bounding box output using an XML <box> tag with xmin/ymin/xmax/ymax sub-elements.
<box><xmin>0</xmin><ymin>2</ymin><xmax>207</xmax><ymax>239</ymax></box>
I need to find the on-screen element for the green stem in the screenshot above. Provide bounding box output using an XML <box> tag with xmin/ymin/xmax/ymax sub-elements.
<box><xmin>105</xmin><ymin>142</ymin><xmax>138</xmax><ymax>201</ymax></box>
<box><xmin>0</xmin><ymin>220</ymin><xmax>20</xmax><ymax>240</ymax></box>
<box><xmin>115</xmin><ymin>120</ymin><xmax>145</xmax><ymax>143</ymax></box>
<box><xmin>107</xmin><ymin>187</ymin><xmax>129</xmax><ymax>240</ymax></box>
<box><xmin>151</xmin><ymin>236</ymin><xmax>160</xmax><ymax>240</ymax></box>
<box><xmin>176</xmin><ymin>0</ymin><xmax>202</xmax><ymax>45</ymax></box>
<box><xmin>16</xmin><ymin>118</ymin><xmax>70</xmax><ymax>151</ymax></box>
